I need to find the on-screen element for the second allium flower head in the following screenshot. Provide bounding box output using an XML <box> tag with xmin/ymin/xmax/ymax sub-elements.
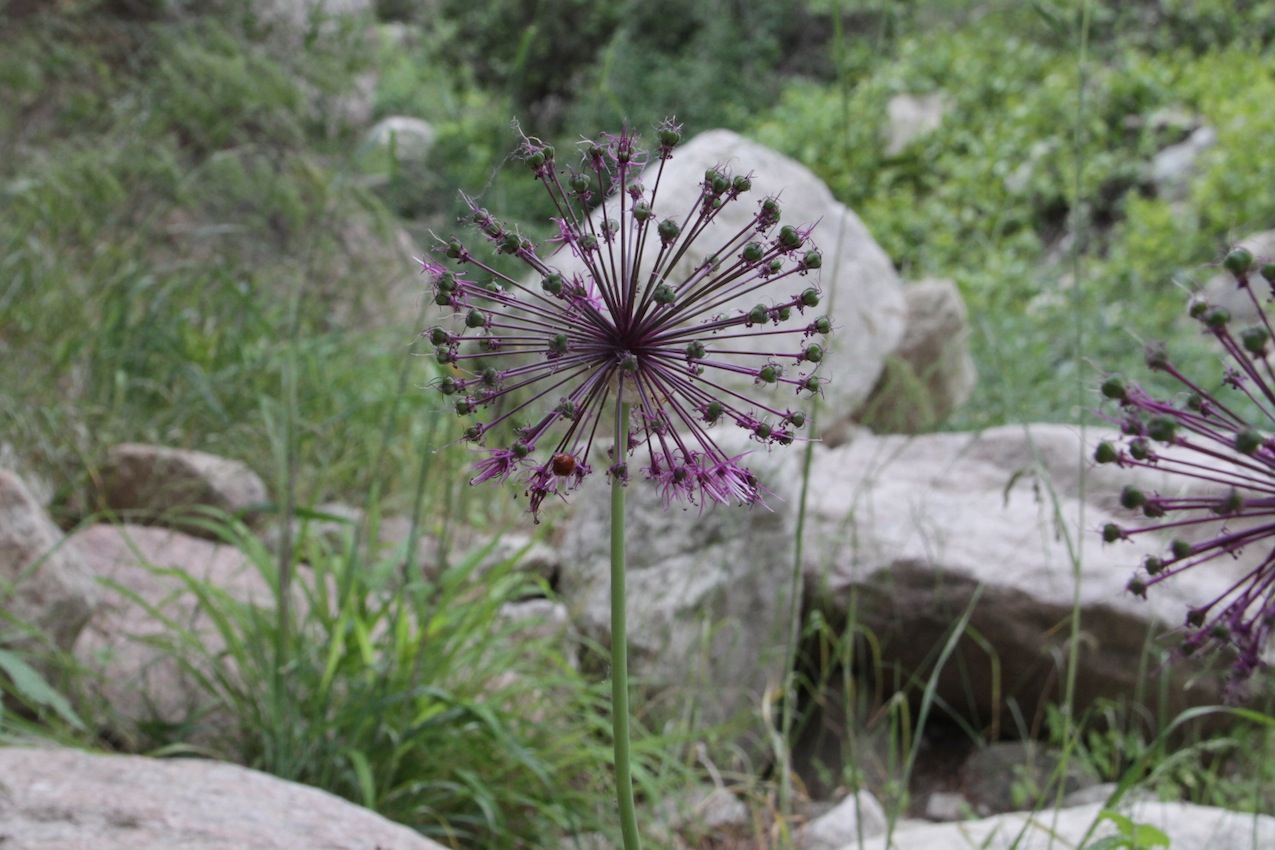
<box><xmin>422</xmin><ymin>120</ymin><xmax>830</xmax><ymax>520</ymax></box>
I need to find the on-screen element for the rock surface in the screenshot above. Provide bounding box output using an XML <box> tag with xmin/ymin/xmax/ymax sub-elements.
<box><xmin>1204</xmin><ymin>229</ymin><xmax>1275</xmax><ymax>325</ymax></box>
<box><xmin>851</xmin><ymin>278</ymin><xmax>976</xmax><ymax>435</ymax></box>
<box><xmin>0</xmin><ymin>468</ymin><xmax>97</xmax><ymax>654</ymax></box>
<box><xmin>799</xmin><ymin>790</ymin><xmax>888</xmax><ymax>850</ymax></box>
<box><xmin>557</xmin><ymin>431</ymin><xmax>803</xmax><ymax>756</ymax></box>
<box><xmin>71</xmin><ymin>523</ymin><xmax>270</xmax><ymax>748</ymax></box>
<box><xmin>0</xmin><ymin>746</ymin><xmax>449</xmax><ymax>850</ymax></box>
<box><xmin>846</xmin><ymin>800</ymin><xmax>1275</xmax><ymax>850</ymax></box>
<box><xmin>885</xmin><ymin>93</ymin><xmax>951</xmax><ymax>156</ymax></box>
<box><xmin>99</xmin><ymin>443</ymin><xmax>268</xmax><ymax>531</ymax></box>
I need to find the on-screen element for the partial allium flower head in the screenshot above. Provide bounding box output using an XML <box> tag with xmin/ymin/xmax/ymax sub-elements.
<box><xmin>421</xmin><ymin>121</ymin><xmax>830</xmax><ymax>521</ymax></box>
<box><xmin>1096</xmin><ymin>246</ymin><xmax>1275</xmax><ymax>698</ymax></box>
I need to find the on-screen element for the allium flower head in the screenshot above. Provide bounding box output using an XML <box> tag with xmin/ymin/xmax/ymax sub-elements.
<box><xmin>421</xmin><ymin>121</ymin><xmax>830</xmax><ymax>521</ymax></box>
<box><xmin>1096</xmin><ymin>246</ymin><xmax>1275</xmax><ymax>698</ymax></box>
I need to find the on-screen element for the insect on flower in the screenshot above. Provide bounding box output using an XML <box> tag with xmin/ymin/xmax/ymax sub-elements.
<box><xmin>421</xmin><ymin>119</ymin><xmax>831</xmax><ymax>521</ymax></box>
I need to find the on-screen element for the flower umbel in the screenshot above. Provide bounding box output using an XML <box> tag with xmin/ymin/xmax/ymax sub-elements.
<box><xmin>422</xmin><ymin>121</ymin><xmax>829</xmax><ymax>521</ymax></box>
<box><xmin>1096</xmin><ymin>246</ymin><xmax>1275</xmax><ymax>698</ymax></box>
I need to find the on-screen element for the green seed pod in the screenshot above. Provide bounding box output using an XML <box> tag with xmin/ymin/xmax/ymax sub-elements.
<box><xmin>1171</xmin><ymin>539</ymin><xmax>1193</xmax><ymax>559</ymax></box>
<box><xmin>542</xmin><ymin>274</ymin><xmax>564</xmax><ymax>295</ymax></box>
<box><xmin>788</xmin><ymin>411</ymin><xmax>806</xmax><ymax>428</ymax></box>
<box><xmin>1223</xmin><ymin>246</ymin><xmax>1254</xmax><ymax>276</ymax></box>
<box><xmin>435</xmin><ymin>345</ymin><xmax>455</xmax><ymax>364</ymax></box>
<box><xmin>1143</xmin><ymin>555</ymin><xmax>1164</xmax><ymax>575</ymax></box>
<box><xmin>1093</xmin><ymin>441</ymin><xmax>1118</xmax><ymax>464</ymax></box>
<box><xmin>778</xmin><ymin>225</ymin><xmax>803</xmax><ymax>249</ymax></box>
<box><xmin>526</xmin><ymin>151</ymin><xmax>545</xmax><ymax>170</ymax></box>
<box><xmin>813</xmin><ymin>316</ymin><xmax>832</xmax><ymax>335</ymax></box>
<box><xmin>1102</xmin><ymin>523</ymin><xmax>1123</xmax><ymax>543</ymax></box>
<box><xmin>446</xmin><ymin>239</ymin><xmax>464</xmax><ymax>259</ymax></box>
<box><xmin>512</xmin><ymin>442</ymin><xmax>531</xmax><ymax>459</ymax></box>
<box><xmin>1212</xmin><ymin>489</ymin><xmax>1244</xmax><ymax>514</ymax></box>
<box><xmin>653</xmin><ymin>284</ymin><xmax>676</xmax><ymax>305</ymax></box>
<box><xmin>755</xmin><ymin>423</ymin><xmax>772</xmax><ymax>439</ymax></box>
<box><xmin>1120</xmin><ymin>485</ymin><xmax>1147</xmax><ymax>510</ymax></box>
<box><xmin>1100</xmin><ymin>377</ymin><xmax>1126</xmax><ymax>400</ymax></box>
<box><xmin>803</xmin><ymin>344</ymin><xmax>824</xmax><ymax>363</ymax></box>
<box><xmin>465</xmin><ymin>309</ymin><xmax>486</xmax><ymax>328</ymax></box>
<box><xmin>801</xmin><ymin>288</ymin><xmax>820</xmax><ymax>307</ymax></box>
<box><xmin>579</xmin><ymin>234</ymin><xmax>598</xmax><ymax>251</ymax></box>
<box><xmin>1127</xmin><ymin>576</ymin><xmax>1147</xmax><ymax>598</ymax></box>
<box><xmin>704</xmin><ymin>401</ymin><xmax>724</xmax><ymax>423</ymax></box>
<box><xmin>732</xmin><ymin>174</ymin><xmax>752</xmax><ymax>193</ymax></box>
<box><xmin>1262</xmin><ymin>262</ymin><xmax>1275</xmax><ymax>284</ymax></box>
<box><xmin>1185</xmin><ymin>608</ymin><xmax>1206</xmax><ymax>628</ymax></box>
<box><xmin>437</xmin><ymin>377</ymin><xmax>458</xmax><ymax>395</ymax></box>
<box><xmin>1146</xmin><ymin>415</ymin><xmax>1177</xmax><ymax>443</ymax></box>
<box><xmin>428</xmin><ymin>327</ymin><xmax>451</xmax><ymax>346</ymax></box>
<box><xmin>1129</xmin><ymin>438</ymin><xmax>1151</xmax><ymax>461</ymax></box>
<box><xmin>658</xmin><ymin>127</ymin><xmax>682</xmax><ymax>148</ymax></box>
<box><xmin>658</xmin><ymin>219</ymin><xmax>680</xmax><ymax>244</ymax></box>
<box><xmin>803</xmin><ymin>250</ymin><xmax>822</xmax><ymax>269</ymax></box>
<box><xmin>1204</xmin><ymin>307</ymin><xmax>1231</xmax><ymax>329</ymax></box>
<box><xmin>569</xmin><ymin>173</ymin><xmax>591</xmax><ymax>195</ymax></box>
<box><xmin>686</xmin><ymin>341</ymin><xmax>707</xmax><ymax>360</ymax></box>
<box><xmin>481</xmin><ymin>367</ymin><xmax>499</xmax><ymax>387</ymax></box>
<box><xmin>433</xmin><ymin>292</ymin><xmax>453</xmax><ymax>307</ymax></box>
<box><xmin>1235</xmin><ymin>429</ymin><xmax>1264</xmax><ymax>455</ymax></box>
<box><xmin>742</xmin><ymin>241</ymin><xmax>765</xmax><ymax>263</ymax></box>
<box><xmin>1241</xmin><ymin>326</ymin><xmax>1270</xmax><ymax>356</ymax></box>
<box><xmin>776</xmin><ymin>306</ymin><xmax>792</xmax><ymax>321</ymax></box>
<box><xmin>548</xmin><ymin>333</ymin><xmax>569</xmax><ymax>354</ymax></box>
<box><xmin>455</xmin><ymin>398</ymin><xmax>475</xmax><ymax>415</ymax></box>
<box><xmin>632</xmin><ymin>202</ymin><xmax>653</xmax><ymax>222</ymax></box>
<box><xmin>748</xmin><ymin>304</ymin><xmax>769</xmax><ymax>325</ymax></box>
<box><xmin>758</xmin><ymin>365</ymin><xmax>779</xmax><ymax>383</ymax></box>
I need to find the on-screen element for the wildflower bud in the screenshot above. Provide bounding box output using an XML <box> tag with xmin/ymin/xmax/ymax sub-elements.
<box><xmin>760</xmin><ymin>198</ymin><xmax>782</xmax><ymax>226</ymax></box>
<box><xmin>633</xmin><ymin>202</ymin><xmax>653</xmax><ymax>222</ymax></box>
<box><xmin>704</xmin><ymin>401</ymin><xmax>724</xmax><ymax>424</ymax></box>
<box><xmin>732</xmin><ymin>175</ymin><xmax>751</xmax><ymax>193</ymax></box>
<box><xmin>758</xmin><ymin>365</ymin><xmax>780</xmax><ymax>384</ymax></box>
<box><xmin>435</xmin><ymin>345</ymin><xmax>457</xmax><ymax>364</ymax></box>
<box><xmin>748</xmin><ymin>304</ymin><xmax>769</xmax><ymax>325</ymax></box>
<box><xmin>1120</xmin><ymin>485</ymin><xmax>1147</xmax><ymax>510</ymax></box>
<box><xmin>1235</xmin><ymin>429</ymin><xmax>1264</xmax><ymax>455</ymax></box>
<box><xmin>778</xmin><ymin>225</ymin><xmax>804</xmax><ymax>250</ymax></box>
<box><xmin>1262</xmin><ymin>262</ymin><xmax>1275</xmax><ymax>283</ymax></box>
<box><xmin>1093</xmin><ymin>441</ymin><xmax>1118</xmax><ymax>464</ymax></box>
<box><xmin>711</xmin><ymin>174</ymin><xmax>730</xmax><ymax>195</ymax></box>
<box><xmin>800</xmin><ymin>375</ymin><xmax>823</xmax><ymax>394</ymax></box>
<box><xmin>776</xmin><ymin>306</ymin><xmax>792</xmax><ymax>321</ymax></box>
<box><xmin>428</xmin><ymin>327</ymin><xmax>452</xmax><ymax>346</ymax></box>
<box><xmin>1146</xmin><ymin>415</ymin><xmax>1177</xmax><ymax>443</ymax></box>
<box><xmin>481</xmin><ymin>367</ymin><xmax>499</xmax><ymax>387</ymax></box>
<box><xmin>1129</xmin><ymin>438</ymin><xmax>1151</xmax><ymax>460</ymax></box>
<box><xmin>1212</xmin><ymin>489</ymin><xmax>1243</xmax><ymax>514</ymax></box>
<box><xmin>1185</xmin><ymin>608</ymin><xmax>1206</xmax><ymax>628</ymax></box>
<box><xmin>658</xmin><ymin>126</ymin><xmax>682</xmax><ymax>148</ymax></box>
<box><xmin>742</xmin><ymin>242</ymin><xmax>765</xmax><ymax>263</ymax></box>
<box><xmin>754</xmin><ymin>422</ymin><xmax>772</xmax><ymax>439</ymax></box>
<box><xmin>1100</xmin><ymin>376</ymin><xmax>1127</xmax><ymax>400</ymax></box>
<box><xmin>1143</xmin><ymin>555</ymin><xmax>1164</xmax><ymax>575</ymax></box>
<box><xmin>541</xmin><ymin>274</ymin><xmax>564</xmax><ymax>295</ymax></box>
<box><xmin>601</xmin><ymin>219</ymin><xmax>619</xmax><ymax>240</ymax></box>
<box><xmin>498</xmin><ymin>231</ymin><xmax>522</xmax><ymax>254</ymax></box>
<box><xmin>446</xmin><ymin>239</ymin><xmax>464</xmax><ymax>259</ymax></box>
<box><xmin>1127</xmin><ymin>576</ymin><xmax>1147</xmax><ymax>598</ymax></box>
<box><xmin>463</xmin><ymin>424</ymin><xmax>483</xmax><ymax>442</ymax></box>
<box><xmin>579</xmin><ymin>234</ymin><xmax>598</xmax><ymax>252</ymax></box>
<box><xmin>455</xmin><ymin>398</ymin><xmax>475</xmax><ymax>415</ymax></box>
<box><xmin>569</xmin><ymin>173</ymin><xmax>591</xmax><ymax>195</ymax></box>
<box><xmin>658</xmin><ymin>219</ymin><xmax>680</xmax><ymax>245</ymax></box>
<box><xmin>526</xmin><ymin>150</ymin><xmax>546</xmax><ymax>170</ymax></box>
<box><xmin>1241</xmin><ymin>326</ymin><xmax>1270</xmax><ymax>356</ymax></box>
<box><xmin>434</xmin><ymin>292</ymin><xmax>453</xmax><ymax>307</ymax></box>
<box><xmin>800</xmin><ymin>288</ymin><xmax>820</xmax><ymax>307</ymax></box>
<box><xmin>1171</xmin><ymin>539</ymin><xmax>1193</xmax><ymax>559</ymax></box>
<box><xmin>437</xmin><ymin>376</ymin><xmax>458</xmax><ymax>395</ymax></box>
<box><xmin>1102</xmin><ymin>522</ymin><xmax>1124</xmax><ymax>543</ymax></box>
<box><xmin>685</xmin><ymin>341</ymin><xmax>706</xmax><ymax>360</ymax></box>
<box><xmin>1203</xmin><ymin>307</ymin><xmax>1230</xmax><ymax>329</ymax></box>
<box><xmin>802</xmin><ymin>250</ymin><xmax>822</xmax><ymax>269</ymax></box>
<box><xmin>653</xmin><ymin>284</ymin><xmax>676</xmax><ymax>305</ymax></box>
<box><xmin>1223</xmin><ymin>246</ymin><xmax>1254</xmax><ymax>276</ymax></box>
<box><xmin>766</xmin><ymin>258</ymin><xmax>783</xmax><ymax>275</ymax></box>
<box><xmin>788</xmin><ymin>411</ymin><xmax>807</xmax><ymax>428</ymax></box>
<box><xmin>1188</xmin><ymin>296</ymin><xmax>1209</xmax><ymax>318</ymax></box>
<box><xmin>512</xmin><ymin>442</ymin><xmax>531</xmax><ymax>459</ymax></box>
<box><xmin>1144</xmin><ymin>344</ymin><xmax>1169</xmax><ymax>371</ymax></box>
<box><xmin>802</xmin><ymin>344</ymin><xmax>824</xmax><ymax>363</ymax></box>
<box><xmin>465</xmin><ymin>309</ymin><xmax>487</xmax><ymax>328</ymax></box>
<box><xmin>811</xmin><ymin>316</ymin><xmax>832</xmax><ymax>335</ymax></box>
<box><xmin>548</xmin><ymin>333</ymin><xmax>569</xmax><ymax>354</ymax></box>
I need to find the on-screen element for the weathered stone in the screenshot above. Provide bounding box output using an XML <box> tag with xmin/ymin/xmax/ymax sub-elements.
<box><xmin>366</xmin><ymin>115</ymin><xmax>436</xmax><ymax>163</ymax></box>
<box><xmin>802</xmin><ymin>423</ymin><xmax>1241</xmax><ymax>728</ymax></box>
<box><xmin>99</xmin><ymin>444</ymin><xmax>268</xmax><ymax>531</ymax></box>
<box><xmin>885</xmin><ymin>93</ymin><xmax>951</xmax><ymax>156</ymax></box>
<box><xmin>1151</xmin><ymin>124</ymin><xmax>1216</xmax><ymax>202</ymax></box>
<box><xmin>0</xmin><ymin>746</ymin><xmax>450</xmax><ymax>850</ymax></box>
<box><xmin>798</xmin><ymin>790</ymin><xmax>888</xmax><ymax>850</ymax></box>
<box><xmin>71</xmin><ymin>523</ymin><xmax>272</xmax><ymax>749</ymax></box>
<box><xmin>0</xmin><ymin>468</ymin><xmax>97</xmax><ymax>654</ymax></box>
<box><xmin>557</xmin><ymin>431</ymin><xmax>803</xmax><ymax>757</ymax></box>
<box><xmin>845</xmin><ymin>800</ymin><xmax>1275</xmax><ymax>850</ymax></box>
<box><xmin>851</xmin><ymin>278</ymin><xmax>975</xmax><ymax>435</ymax></box>
<box><xmin>530</xmin><ymin>128</ymin><xmax>906</xmax><ymax>427</ymax></box>
<box><xmin>959</xmin><ymin>741</ymin><xmax>1094</xmax><ymax>816</ymax></box>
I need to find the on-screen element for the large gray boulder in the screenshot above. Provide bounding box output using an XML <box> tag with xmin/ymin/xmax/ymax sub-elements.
<box><xmin>533</xmin><ymin>128</ymin><xmax>907</xmax><ymax>431</ymax></box>
<box><xmin>99</xmin><ymin>444</ymin><xmax>268</xmax><ymax>531</ymax></box>
<box><xmin>802</xmin><ymin>423</ymin><xmax>1237</xmax><ymax>724</ymax></box>
<box><xmin>557</xmin><ymin>431</ymin><xmax>803</xmax><ymax>756</ymax></box>
<box><xmin>0</xmin><ymin>468</ymin><xmax>97</xmax><ymax>654</ymax></box>
<box><xmin>0</xmin><ymin>746</ymin><xmax>450</xmax><ymax>850</ymax></box>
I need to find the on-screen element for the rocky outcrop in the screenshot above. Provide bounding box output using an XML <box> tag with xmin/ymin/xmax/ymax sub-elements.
<box><xmin>99</xmin><ymin>444</ymin><xmax>268</xmax><ymax>531</ymax></box>
<box><xmin>0</xmin><ymin>469</ymin><xmax>97</xmax><ymax>655</ymax></box>
<box><xmin>0</xmin><ymin>746</ymin><xmax>450</xmax><ymax>850</ymax></box>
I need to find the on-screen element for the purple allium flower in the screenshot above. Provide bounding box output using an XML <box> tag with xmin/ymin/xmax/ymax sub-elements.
<box><xmin>1096</xmin><ymin>246</ymin><xmax>1275</xmax><ymax>698</ymax></box>
<box><xmin>420</xmin><ymin>121</ymin><xmax>829</xmax><ymax>521</ymax></box>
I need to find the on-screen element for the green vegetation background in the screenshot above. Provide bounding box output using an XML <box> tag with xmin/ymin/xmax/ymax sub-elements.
<box><xmin>4</xmin><ymin>0</ymin><xmax>1275</xmax><ymax>846</ymax></box>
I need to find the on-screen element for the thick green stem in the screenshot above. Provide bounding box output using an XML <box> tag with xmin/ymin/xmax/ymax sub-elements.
<box><xmin>610</xmin><ymin>403</ymin><xmax>642</xmax><ymax>850</ymax></box>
